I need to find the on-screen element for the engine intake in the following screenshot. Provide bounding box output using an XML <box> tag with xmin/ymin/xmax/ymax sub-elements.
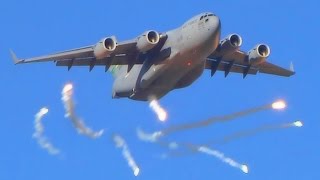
<box><xmin>248</xmin><ymin>44</ymin><xmax>270</xmax><ymax>65</ymax></box>
<box><xmin>136</xmin><ymin>30</ymin><xmax>160</xmax><ymax>52</ymax></box>
<box><xmin>215</xmin><ymin>34</ymin><xmax>242</xmax><ymax>56</ymax></box>
<box><xmin>94</xmin><ymin>36</ymin><xmax>117</xmax><ymax>59</ymax></box>
<box><xmin>228</xmin><ymin>34</ymin><xmax>243</xmax><ymax>47</ymax></box>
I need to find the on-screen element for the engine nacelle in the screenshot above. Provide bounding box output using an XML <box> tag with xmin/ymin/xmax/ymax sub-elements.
<box><xmin>248</xmin><ymin>44</ymin><xmax>271</xmax><ymax>65</ymax></box>
<box><xmin>94</xmin><ymin>36</ymin><xmax>117</xmax><ymax>59</ymax></box>
<box><xmin>136</xmin><ymin>30</ymin><xmax>160</xmax><ymax>52</ymax></box>
<box><xmin>221</xmin><ymin>34</ymin><xmax>243</xmax><ymax>49</ymax></box>
<box><xmin>215</xmin><ymin>34</ymin><xmax>242</xmax><ymax>56</ymax></box>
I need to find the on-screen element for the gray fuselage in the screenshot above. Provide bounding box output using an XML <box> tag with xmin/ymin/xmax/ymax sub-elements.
<box><xmin>112</xmin><ymin>13</ymin><xmax>221</xmax><ymax>101</ymax></box>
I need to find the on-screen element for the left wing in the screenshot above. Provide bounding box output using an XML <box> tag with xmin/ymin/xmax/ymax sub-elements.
<box><xmin>11</xmin><ymin>32</ymin><xmax>168</xmax><ymax>71</ymax></box>
<box><xmin>10</xmin><ymin>45</ymin><xmax>96</xmax><ymax>64</ymax></box>
<box><xmin>206</xmin><ymin>34</ymin><xmax>295</xmax><ymax>78</ymax></box>
<box><xmin>11</xmin><ymin>40</ymin><xmax>138</xmax><ymax>70</ymax></box>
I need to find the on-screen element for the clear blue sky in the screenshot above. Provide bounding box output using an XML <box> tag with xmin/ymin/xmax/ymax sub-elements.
<box><xmin>0</xmin><ymin>0</ymin><xmax>319</xmax><ymax>179</ymax></box>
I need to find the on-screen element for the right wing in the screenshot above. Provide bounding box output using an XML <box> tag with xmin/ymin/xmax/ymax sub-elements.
<box><xmin>206</xmin><ymin>50</ymin><xmax>295</xmax><ymax>78</ymax></box>
<box><xmin>205</xmin><ymin>34</ymin><xmax>295</xmax><ymax>78</ymax></box>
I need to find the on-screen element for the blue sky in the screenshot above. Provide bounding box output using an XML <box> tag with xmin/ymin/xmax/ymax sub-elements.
<box><xmin>0</xmin><ymin>0</ymin><xmax>319</xmax><ymax>179</ymax></box>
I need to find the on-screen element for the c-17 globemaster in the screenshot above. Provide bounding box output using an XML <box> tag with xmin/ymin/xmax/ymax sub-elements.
<box><xmin>11</xmin><ymin>12</ymin><xmax>295</xmax><ymax>101</ymax></box>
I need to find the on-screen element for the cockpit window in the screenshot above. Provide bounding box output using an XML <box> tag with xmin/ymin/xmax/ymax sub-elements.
<box><xmin>200</xmin><ymin>14</ymin><xmax>214</xmax><ymax>21</ymax></box>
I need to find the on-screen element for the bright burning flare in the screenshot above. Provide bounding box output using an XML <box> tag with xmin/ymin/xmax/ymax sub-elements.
<box><xmin>40</xmin><ymin>107</ymin><xmax>49</xmax><ymax>115</ymax></box>
<box><xmin>149</xmin><ymin>100</ymin><xmax>168</xmax><ymax>122</ymax></box>
<box><xmin>63</xmin><ymin>83</ymin><xmax>73</xmax><ymax>94</ymax></box>
<box><xmin>293</xmin><ymin>121</ymin><xmax>303</xmax><ymax>127</ymax></box>
<box><xmin>272</xmin><ymin>100</ymin><xmax>286</xmax><ymax>110</ymax></box>
<box><xmin>134</xmin><ymin>167</ymin><xmax>140</xmax><ymax>177</ymax></box>
<box><xmin>241</xmin><ymin>165</ymin><xmax>249</xmax><ymax>174</ymax></box>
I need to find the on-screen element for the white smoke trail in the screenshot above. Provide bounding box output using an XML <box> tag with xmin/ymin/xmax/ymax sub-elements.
<box><xmin>113</xmin><ymin>134</ymin><xmax>140</xmax><ymax>177</ymax></box>
<box><xmin>61</xmin><ymin>83</ymin><xmax>104</xmax><ymax>139</ymax></box>
<box><xmin>149</xmin><ymin>99</ymin><xmax>168</xmax><ymax>122</ymax></box>
<box><xmin>33</xmin><ymin>107</ymin><xmax>60</xmax><ymax>155</ymax></box>
<box><xmin>168</xmin><ymin>142</ymin><xmax>179</xmax><ymax>150</ymax></box>
<box><xmin>136</xmin><ymin>128</ymin><xmax>163</xmax><ymax>143</ymax></box>
<box><xmin>198</xmin><ymin>146</ymin><xmax>248</xmax><ymax>174</ymax></box>
<box><xmin>208</xmin><ymin>120</ymin><xmax>304</xmax><ymax>145</ymax></box>
<box><xmin>146</xmin><ymin>100</ymin><xmax>287</xmax><ymax>138</ymax></box>
<box><xmin>137</xmin><ymin>103</ymin><xmax>272</xmax><ymax>143</ymax></box>
<box><xmin>162</xmin><ymin>120</ymin><xmax>304</xmax><ymax>159</ymax></box>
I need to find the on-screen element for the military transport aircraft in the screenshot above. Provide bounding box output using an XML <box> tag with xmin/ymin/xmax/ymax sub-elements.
<box><xmin>11</xmin><ymin>12</ymin><xmax>295</xmax><ymax>101</ymax></box>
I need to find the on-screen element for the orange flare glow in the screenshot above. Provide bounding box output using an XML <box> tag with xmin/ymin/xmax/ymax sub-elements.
<box><xmin>272</xmin><ymin>100</ymin><xmax>286</xmax><ymax>110</ymax></box>
<box><xmin>63</xmin><ymin>83</ymin><xmax>73</xmax><ymax>94</ymax></box>
<box><xmin>149</xmin><ymin>100</ymin><xmax>168</xmax><ymax>122</ymax></box>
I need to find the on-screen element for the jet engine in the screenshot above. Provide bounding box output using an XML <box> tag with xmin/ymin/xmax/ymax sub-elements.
<box><xmin>248</xmin><ymin>44</ymin><xmax>270</xmax><ymax>65</ymax></box>
<box><xmin>136</xmin><ymin>30</ymin><xmax>160</xmax><ymax>52</ymax></box>
<box><xmin>215</xmin><ymin>34</ymin><xmax>242</xmax><ymax>55</ymax></box>
<box><xmin>94</xmin><ymin>36</ymin><xmax>117</xmax><ymax>59</ymax></box>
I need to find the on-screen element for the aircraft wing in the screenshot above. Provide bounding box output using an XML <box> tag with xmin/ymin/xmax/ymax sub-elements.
<box><xmin>206</xmin><ymin>50</ymin><xmax>295</xmax><ymax>78</ymax></box>
<box><xmin>10</xmin><ymin>34</ymin><xmax>168</xmax><ymax>71</ymax></box>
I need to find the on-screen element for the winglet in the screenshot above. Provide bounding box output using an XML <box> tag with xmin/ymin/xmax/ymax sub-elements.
<box><xmin>290</xmin><ymin>62</ymin><xmax>295</xmax><ymax>72</ymax></box>
<box><xmin>9</xmin><ymin>50</ymin><xmax>23</xmax><ymax>65</ymax></box>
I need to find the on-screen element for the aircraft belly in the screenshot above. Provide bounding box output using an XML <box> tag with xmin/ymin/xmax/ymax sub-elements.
<box><xmin>175</xmin><ymin>63</ymin><xmax>205</xmax><ymax>89</ymax></box>
<box><xmin>112</xmin><ymin>65</ymin><xmax>142</xmax><ymax>98</ymax></box>
<box><xmin>139</xmin><ymin>49</ymin><xmax>180</xmax><ymax>88</ymax></box>
<box><xmin>139</xmin><ymin>64</ymin><xmax>167</xmax><ymax>89</ymax></box>
<box><xmin>133</xmin><ymin>58</ymin><xmax>205</xmax><ymax>100</ymax></box>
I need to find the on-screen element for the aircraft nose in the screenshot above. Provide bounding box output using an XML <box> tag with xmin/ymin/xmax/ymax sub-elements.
<box><xmin>206</xmin><ymin>15</ymin><xmax>221</xmax><ymax>51</ymax></box>
<box><xmin>210</xmin><ymin>15</ymin><xmax>221</xmax><ymax>32</ymax></box>
<box><xmin>208</xmin><ymin>15</ymin><xmax>221</xmax><ymax>42</ymax></box>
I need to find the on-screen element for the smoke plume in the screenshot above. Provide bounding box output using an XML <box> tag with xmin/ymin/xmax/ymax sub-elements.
<box><xmin>113</xmin><ymin>134</ymin><xmax>140</xmax><ymax>177</ymax></box>
<box><xmin>208</xmin><ymin>120</ymin><xmax>304</xmax><ymax>145</ymax></box>
<box><xmin>140</xmin><ymin>100</ymin><xmax>287</xmax><ymax>141</ymax></box>
<box><xmin>197</xmin><ymin>146</ymin><xmax>249</xmax><ymax>174</ymax></box>
<box><xmin>33</xmin><ymin>107</ymin><xmax>60</xmax><ymax>155</ymax></box>
<box><xmin>61</xmin><ymin>83</ymin><xmax>104</xmax><ymax>139</ymax></box>
<box><xmin>162</xmin><ymin>120</ymin><xmax>303</xmax><ymax>158</ymax></box>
